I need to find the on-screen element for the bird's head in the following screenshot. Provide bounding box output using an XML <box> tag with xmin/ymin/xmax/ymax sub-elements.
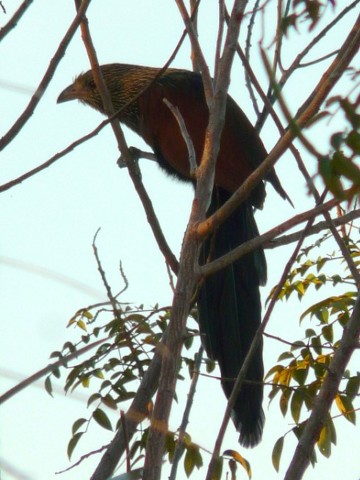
<box><xmin>57</xmin><ymin>69</ymin><xmax>104</xmax><ymax>111</ymax></box>
<box><xmin>57</xmin><ymin>64</ymin><xmax>159</xmax><ymax>127</ymax></box>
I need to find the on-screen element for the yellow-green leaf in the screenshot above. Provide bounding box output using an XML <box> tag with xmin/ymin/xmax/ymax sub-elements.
<box><xmin>335</xmin><ymin>394</ymin><xmax>356</xmax><ymax>424</ymax></box>
<box><xmin>77</xmin><ymin>319</ymin><xmax>87</xmax><ymax>331</ymax></box>
<box><xmin>317</xmin><ymin>422</ymin><xmax>331</xmax><ymax>458</ymax></box>
<box><xmin>223</xmin><ymin>449</ymin><xmax>251</xmax><ymax>478</ymax></box>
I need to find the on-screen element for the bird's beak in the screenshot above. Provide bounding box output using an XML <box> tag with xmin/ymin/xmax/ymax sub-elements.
<box><xmin>57</xmin><ymin>84</ymin><xmax>77</xmax><ymax>104</ymax></box>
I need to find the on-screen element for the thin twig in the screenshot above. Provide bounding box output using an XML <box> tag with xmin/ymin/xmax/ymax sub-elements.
<box><xmin>266</xmin><ymin>208</ymin><xmax>360</xmax><ymax>249</ymax></box>
<box><xmin>169</xmin><ymin>346</ymin><xmax>204</xmax><ymax>480</ymax></box>
<box><xmin>0</xmin><ymin>336</ymin><xmax>108</xmax><ymax>404</ymax></box>
<box><xmin>256</xmin><ymin>0</ymin><xmax>360</xmax><ymax>130</ymax></box>
<box><xmin>163</xmin><ymin>98</ymin><xmax>196</xmax><ymax>175</ymax></box>
<box><xmin>214</xmin><ymin>0</ymin><xmax>225</xmax><ymax>82</ymax></box>
<box><xmin>174</xmin><ymin>0</ymin><xmax>213</xmax><ymax>101</ymax></box>
<box><xmin>0</xmin><ymin>0</ymin><xmax>92</xmax><ymax>151</ymax></box>
<box><xmin>244</xmin><ymin>0</ymin><xmax>261</xmax><ymax>116</ymax></box>
<box><xmin>0</xmin><ymin>0</ymin><xmax>33</xmax><ymax>41</ymax></box>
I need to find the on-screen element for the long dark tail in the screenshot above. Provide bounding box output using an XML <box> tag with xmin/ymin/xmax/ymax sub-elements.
<box><xmin>197</xmin><ymin>187</ymin><xmax>266</xmax><ymax>448</ymax></box>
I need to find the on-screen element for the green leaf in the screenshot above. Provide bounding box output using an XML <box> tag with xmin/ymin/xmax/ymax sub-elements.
<box><xmin>77</xmin><ymin>319</ymin><xmax>87</xmax><ymax>331</ymax></box>
<box><xmin>93</xmin><ymin>408</ymin><xmax>113</xmax><ymax>431</ymax></box>
<box><xmin>87</xmin><ymin>392</ymin><xmax>101</xmax><ymax>407</ymax></box>
<box><xmin>278</xmin><ymin>351</ymin><xmax>294</xmax><ymax>361</ymax></box>
<box><xmin>72</xmin><ymin>417</ymin><xmax>87</xmax><ymax>435</ymax></box>
<box><xmin>290</xmin><ymin>390</ymin><xmax>304</xmax><ymax>424</ymax></box>
<box><xmin>184</xmin><ymin>444</ymin><xmax>203</xmax><ymax>477</ymax></box>
<box><xmin>322</xmin><ymin>324</ymin><xmax>333</xmax><ymax>343</ymax></box>
<box><xmin>102</xmin><ymin>394</ymin><xmax>118</xmax><ymax>410</ymax></box>
<box><xmin>280</xmin><ymin>389</ymin><xmax>291</xmax><ymax>417</ymax></box>
<box><xmin>311</xmin><ymin>336</ymin><xmax>322</xmax><ymax>355</ymax></box>
<box><xmin>272</xmin><ymin>436</ymin><xmax>284</xmax><ymax>472</ymax></box>
<box><xmin>346</xmin><ymin>375</ymin><xmax>360</xmax><ymax>400</ymax></box>
<box><xmin>67</xmin><ymin>432</ymin><xmax>83</xmax><ymax>459</ymax></box>
<box><xmin>292</xmin><ymin>363</ymin><xmax>309</xmax><ymax>386</ymax></box>
<box><xmin>44</xmin><ymin>376</ymin><xmax>53</xmax><ymax>397</ymax></box>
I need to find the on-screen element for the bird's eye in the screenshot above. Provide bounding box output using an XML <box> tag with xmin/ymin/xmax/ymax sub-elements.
<box><xmin>88</xmin><ymin>80</ymin><xmax>96</xmax><ymax>89</ymax></box>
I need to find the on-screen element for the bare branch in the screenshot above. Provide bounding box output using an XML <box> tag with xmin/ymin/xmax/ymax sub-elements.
<box><xmin>256</xmin><ymin>0</ymin><xmax>360</xmax><ymax>130</ymax></box>
<box><xmin>266</xmin><ymin>208</ymin><xmax>360</xmax><ymax>249</ymax></box>
<box><xmin>74</xmin><ymin>0</ymin><xmax>179</xmax><ymax>277</ymax></box>
<box><xmin>163</xmin><ymin>98</ymin><xmax>196</xmax><ymax>175</ymax></box>
<box><xmin>199</xmin><ymin>195</ymin><xmax>343</xmax><ymax>277</ymax></box>
<box><xmin>174</xmin><ymin>0</ymin><xmax>213</xmax><ymax>100</ymax></box>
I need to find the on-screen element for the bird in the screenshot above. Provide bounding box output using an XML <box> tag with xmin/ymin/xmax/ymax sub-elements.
<box><xmin>58</xmin><ymin>63</ymin><xmax>290</xmax><ymax>447</ymax></box>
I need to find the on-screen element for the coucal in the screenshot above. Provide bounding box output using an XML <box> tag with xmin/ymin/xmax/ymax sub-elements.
<box><xmin>58</xmin><ymin>64</ymin><xmax>290</xmax><ymax>447</ymax></box>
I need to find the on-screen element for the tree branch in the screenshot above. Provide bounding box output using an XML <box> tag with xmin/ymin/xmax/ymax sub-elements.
<box><xmin>196</xmin><ymin>12</ymin><xmax>360</xmax><ymax>239</ymax></box>
<box><xmin>199</xmin><ymin>195</ymin><xmax>343</xmax><ymax>277</ymax></box>
<box><xmin>143</xmin><ymin>2</ymin><xmax>250</xmax><ymax>478</ymax></box>
<box><xmin>266</xmin><ymin>208</ymin><xmax>360</xmax><ymax>249</ymax></box>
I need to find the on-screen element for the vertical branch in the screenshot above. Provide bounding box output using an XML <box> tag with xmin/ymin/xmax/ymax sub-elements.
<box><xmin>143</xmin><ymin>2</ymin><xmax>250</xmax><ymax>478</ymax></box>
<box><xmin>214</xmin><ymin>0</ymin><xmax>225</xmax><ymax>81</ymax></box>
<box><xmin>244</xmin><ymin>0</ymin><xmax>261</xmax><ymax>116</ymax></box>
<box><xmin>189</xmin><ymin>0</ymin><xmax>201</xmax><ymax>72</ymax></box>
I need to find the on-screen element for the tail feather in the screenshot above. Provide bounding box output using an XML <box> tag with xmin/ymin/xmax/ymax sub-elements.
<box><xmin>198</xmin><ymin>187</ymin><xmax>265</xmax><ymax>447</ymax></box>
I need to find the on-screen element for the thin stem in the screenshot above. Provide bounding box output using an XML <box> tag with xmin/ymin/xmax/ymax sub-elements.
<box><xmin>0</xmin><ymin>0</ymin><xmax>33</xmax><ymax>41</ymax></box>
<box><xmin>0</xmin><ymin>0</ymin><xmax>92</xmax><ymax>151</ymax></box>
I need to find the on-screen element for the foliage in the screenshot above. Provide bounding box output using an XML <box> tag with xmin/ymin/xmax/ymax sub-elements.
<box><xmin>267</xmin><ymin>233</ymin><xmax>360</xmax><ymax>471</ymax></box>
<box><xmin>281</xmin><ymin>0</ymin><xmax>337</xmax><ymax>34</ymax></box>
<box><xmin>45</xmin><ymin>302</ymin><xmax>205</xmax><ymax>476</ymax></box>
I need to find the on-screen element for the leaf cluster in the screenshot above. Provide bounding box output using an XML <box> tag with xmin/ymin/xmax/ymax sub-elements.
<box><xmin>44</xmin><ymin>301</ymin><xmax>203</xmax><ymax>476</ymax></box>
<box><xmin>267</xmin><ymin>233</ymin><xmax>360</xmax><ymax>471</ymax></box>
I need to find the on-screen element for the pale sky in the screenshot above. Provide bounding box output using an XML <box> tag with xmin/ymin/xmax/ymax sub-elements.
<box><xmin>1</xmin><ymin>1</ymin><xmax>359</xmax><ymax>479</ymax></box>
